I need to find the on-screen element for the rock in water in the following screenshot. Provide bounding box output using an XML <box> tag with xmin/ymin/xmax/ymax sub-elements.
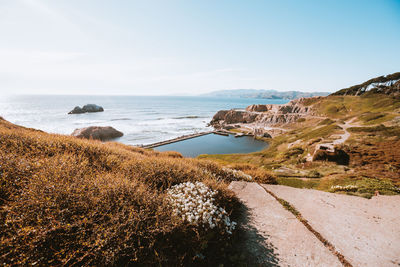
<box><xmin>71</xmin><ymin>126</ymin><xmax>123</xmax><ymax>141</ymax></box>
<box><xmin>68</xmin><ymin>106</ymin><xmax>85</xmax><ymax>114</ymax></box>
<box><xmin>68</xmin><ymin>104</ymin><xmax>104</xmax><ymax>114</ymax></box>
<box><xmin>82</xmin><ymin>104</ymin><xmax>104</xmax><ymax>113</ymax></box>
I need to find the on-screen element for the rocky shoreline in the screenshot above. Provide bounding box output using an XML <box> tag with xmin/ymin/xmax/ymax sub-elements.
<box><xmin>210</xmin><ymin>97</ymin><xmax>322</xmax><ymax>137</ymax></box>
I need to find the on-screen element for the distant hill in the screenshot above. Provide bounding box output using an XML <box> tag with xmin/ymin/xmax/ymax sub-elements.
<box><xmin>201</xmin><ymin>89</ymin><xmax>330</xmax><ymax>100</ymax></box>
<box><xmin>331</xmin><ymin>72</ymin><xmax>400</xmax><ymax>97</ymax></box>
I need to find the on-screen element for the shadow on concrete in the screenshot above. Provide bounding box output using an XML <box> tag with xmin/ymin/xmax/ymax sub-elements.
<box><xmin>231</xmin><ymin>201</ymin><xmax>280</xmax><ymax>266</ymax></box>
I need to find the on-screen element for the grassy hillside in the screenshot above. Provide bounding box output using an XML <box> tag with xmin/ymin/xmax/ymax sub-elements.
<box><xmin>331</xmin><ymin>72</ymin><xmax>400</xmax><ymax>96</ymax></box>
<box><xmin>200</xmin><ymin>94</ymin><xmax>400</xmax><ymax>198</ymax></box>
<box><xmin>0</xmin><ymin>117</ymin><xmax>274</xmax><ymax>266</ymax></box>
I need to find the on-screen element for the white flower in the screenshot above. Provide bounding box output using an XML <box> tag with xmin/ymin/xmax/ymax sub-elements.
<box><xmin>167</xmin><ymin>181</ymin><xmax>236</xmax><ymax>234</ymax></box>
<box><xmin>330</xmin><ymin>185</ymin><xmax>358</xmax><ymax>191</ymax></box>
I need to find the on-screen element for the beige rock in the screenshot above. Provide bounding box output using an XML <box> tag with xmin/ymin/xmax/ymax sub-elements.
<box><xmin>210</xmin><ymin>99</ymin><xmax>315</xmax><ymax>127</ymax></box>
<box><xmin>71</xmin><ymin>126</ymin><xmax>123</xmax><ymax>141</ymax></box>
<box><xmin>246</xmin><ymin>104</ymin><xmax>269</xmax><ymax>112</ymax></box>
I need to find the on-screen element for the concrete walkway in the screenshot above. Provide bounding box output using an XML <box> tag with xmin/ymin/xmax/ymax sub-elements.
<box><xmin>229</xmin><ymin>181</ymin><xmax>342</xmax><ymax>266</ymax></box>
<box><xmin>263</xmin><ymin>185</ymin><xmax>400</xmax><ymax>267</ymax></box>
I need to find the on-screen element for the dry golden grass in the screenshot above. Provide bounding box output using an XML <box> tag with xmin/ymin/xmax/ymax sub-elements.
<box><xmin>0</xmin><ymin>118</ymin><xmax>252</xmax><ymax>266</ymax></box>
<box><xmin>223</xmin><ymin>163</ymin><xmax>277</xmax><ymax>184</ymax></box>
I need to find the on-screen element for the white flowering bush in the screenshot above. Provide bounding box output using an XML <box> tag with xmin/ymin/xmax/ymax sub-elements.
<box><xmin>222</xmin><ymin>167</ymin><xmax>253</xmax><ymax>181</ymax></box>
<box><xmin>167</xmin><ymin>182</ymin><xmax>236</xmax><ymax>234</ymax></box>
<box><xmin>330</xmin><ymin>185</ymin><xmax>358</xmax><ymax>192</ymax></box>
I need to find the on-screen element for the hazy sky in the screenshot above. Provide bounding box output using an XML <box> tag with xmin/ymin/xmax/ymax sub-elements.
<box><xmin>0</xmin><ymin>0</ymin><xmax>399</xmax><ymax>95</ymax></box>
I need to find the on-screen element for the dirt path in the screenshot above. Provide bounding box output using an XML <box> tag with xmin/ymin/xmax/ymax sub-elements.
<box><xmin>262</xmin><ymin>184</ymin><xmax>400</xmax><ymax>266</ymax></box>
<box><xmin>229</xmin><ymin>181</ymin><xmax>342</xmax><ymax>266</ymax></box>
<box><xmin>333</xmin><ymin>118</ymin><xmax>357</xmax><ymax>145</ymax></box>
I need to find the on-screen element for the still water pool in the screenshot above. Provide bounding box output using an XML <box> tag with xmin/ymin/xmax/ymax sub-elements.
<box><xmin>154</xmin><ymin>133</ymin><xmax>268</xmax><ymax>157</ymax></box>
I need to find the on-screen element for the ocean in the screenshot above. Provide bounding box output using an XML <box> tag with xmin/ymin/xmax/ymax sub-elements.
<box><xmin>0</xmin><ymin>95</ymin><xmax>288</xmax><ymax>145</ymax></box>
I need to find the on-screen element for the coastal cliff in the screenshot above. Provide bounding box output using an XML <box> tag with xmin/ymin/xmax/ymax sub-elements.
<box><xmin>210</xmin><ymin>97</ymin><xmax>320</xmax><ymax>130</ymax></box>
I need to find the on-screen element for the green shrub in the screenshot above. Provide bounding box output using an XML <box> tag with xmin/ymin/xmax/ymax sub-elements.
<box><xmin>276</xmin><ymin>177</ymin><xmax>320</xmax><ymax>189</ymax></box>
<box><xmin>327</xmin><ymin>178</ymin><xmax>399</xmax><ymax>198</ymax></box>
<box><xmin>360</xmin><ymin>112</ymin><xmax>385</xmax><ymax>122</ymax></box>
<box><xmin>325</xmin><ymin>105</ymin><xmax>339</xmax><ymax>114</ymax></box>
<box><xmin>318</xmin><ymin>118</ymin><xmax>335</xmax><ymax>125</ymax></box>
<box><xmin>348</xmin><ymin>125</ymin><xmax>400</xmax><ymax>136</ymax></box>
<box><xmin>283</xmin><ymin>147</ymin><xmax>304</xmax><ymax>159</ymax></box>
<box><xmin>308</xmin><ymin>170</ymin><xmax>322</xmax><ymax>178</ymax></box>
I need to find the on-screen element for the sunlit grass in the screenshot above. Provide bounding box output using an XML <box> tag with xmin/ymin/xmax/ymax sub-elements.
<box><xmin>0</xmin><ymin>118</ymin><xmax>263</xmax><ymax>266</ymax></box>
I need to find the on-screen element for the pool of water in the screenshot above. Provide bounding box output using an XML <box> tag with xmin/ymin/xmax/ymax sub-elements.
<box><xmin>153</xmin><ymin>133</ymin><xmax>268</xmax><ymax>157</ymax></box>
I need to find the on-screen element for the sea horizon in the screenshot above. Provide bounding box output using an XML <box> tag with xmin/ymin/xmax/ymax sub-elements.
<box><xmin>0</xmin><ymin>94</ymin><xmax>288</xmax><ymax>145</ymax></box>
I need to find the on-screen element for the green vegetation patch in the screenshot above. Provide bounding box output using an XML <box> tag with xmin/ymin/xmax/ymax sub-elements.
<box><xmin>360</xmin><ymin>112</ymin><xmax>385</xmax><ymax>122</ymax></box>
<box><xmin>348</xmin><ymin>125</ymin><xmax>400</xmax><ymax>136</ymax></box>
<box><xmin>312</xmin><ymin>95</ymin><xmax>400</xmax><ymax>120</ymax></box>
<box><xmin>283</xmin><ymin>147</ymin><xmax>304</xmax><ymax>159</ymax></box>
<box><xmin>297</xmin><ymin>124</ymin><xmax>341</xmax><ymax>141</ymax></box>
<box><xmin>359</xmin><ymin>112</ymin><xmax>395</xmax><ymax>125</ymax></box>
<box><xmin>276</xmin><ymin>177</ymin><xmax>320</xmax><ymax>189</ymax></box>
<box><xmin>321</xmin><ymin>177</ymin><xmax>400</xmax><ymax>198</ymax></box>
<box><xmin>318</xmin><ymin>118</ymin><xmax>335</xmax><ymax>125</ymax></box>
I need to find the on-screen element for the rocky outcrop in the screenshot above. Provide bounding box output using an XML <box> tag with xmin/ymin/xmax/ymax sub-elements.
<box><xmin>312</xmin><ymin>147</ymin><xmax>349</xmax><ymax>165</ymax></box>
<box><xmin>71</xmin><ymin>126</ymin><xmax>123</xmax><ymax>141</ymax></box>
<box><xmin>257</xmin><ymin>114</ymin><xmax>302</xmax><ymax>124</ymax></box>
<box><xmin>210</xmin><ymin>98</ymin><xmax>316</xmax><ymax>128</ymax></box>
<box><xmin>246</xmin><ymin>104</ymin><xmax>269</xmax><ymax>112</ymax></box>
<box><xmin>212</xmin><ymin>110</ymin><xmax>229</xmax><ymax>121</ymax></box>
<box><xmin>68</xmin><ymin>104</ymin><xmax>104</xmax><ymax>114</ymax></box>
<box><xmin>263</xmin><ymin>132</ymin><xmax>272</xmax><ymax>138</ymax></box>
<box><xmin>210</xmin><ymin>109</ymin><xmax>259</xmax><ymax>128</ymax></box>
<box><xmin>224</xmin><ymin>110</ymin><xmax>259</xmax><ymax>124</ymax></box>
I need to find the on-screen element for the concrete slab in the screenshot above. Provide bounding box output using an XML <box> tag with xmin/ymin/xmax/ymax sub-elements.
<box><xmin>263</xmin><ymin>184</ymin><xmax>400</xmax><ymax>266</ymax></box>
<box><xmin>229</xmin><ymin>181</ymin><xmax>341</xmax><ymax>266</ymax></box>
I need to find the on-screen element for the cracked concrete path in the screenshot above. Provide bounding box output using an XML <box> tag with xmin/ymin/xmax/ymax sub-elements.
<box><xmin>263</xmin><ymin>184</ymin><xmax>400</xmax><ymax>267</ymax></box>
<box><xmin>229</xmin><ymin>181</ymin><xmax>341</xmax><ymax>266</ymax></box>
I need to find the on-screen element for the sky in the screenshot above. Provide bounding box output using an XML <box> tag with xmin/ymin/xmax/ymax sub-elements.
<box><xmin>0</xmin><ymin>0</ymin><xmax>399</xmax><ymax>95</ymax></box>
